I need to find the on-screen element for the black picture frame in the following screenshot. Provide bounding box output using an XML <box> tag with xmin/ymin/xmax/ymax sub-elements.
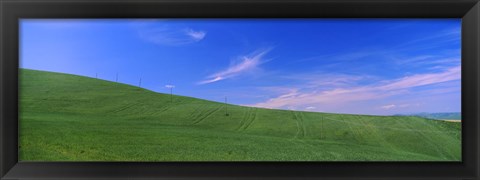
<box><xmin>1</xmin><ymin>0</ymin><xmax>479</xmax><ymax>179</ymax></box>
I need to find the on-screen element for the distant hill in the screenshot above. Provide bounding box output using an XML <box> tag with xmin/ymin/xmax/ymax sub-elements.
<box><xmin>19</xmin><ymin>69</ymin><xmax>461</xmax><ymax>161</ymax></box>
<box><xmin>396</xmin><ymin>112</ymin><xmax>461</xmax><ymax>120</ymax></box>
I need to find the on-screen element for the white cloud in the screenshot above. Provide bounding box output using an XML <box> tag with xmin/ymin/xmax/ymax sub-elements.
<box><xmin>379</xmin><ymin>65</ymin><xmax>460</xmax><ymax>90</ymax></box>
<box><xmin>393</xmin><ymin>27</ymin><xmax>461</xmax><ymax>52</ymax></box>
<box><xmin>250</xmin><ymin>87</ymin><xmax>380</xmax><ymax>110</ymax></box>
<box><xmin>381</xmin><ymin>104</ymin><xmax>396</xmax><ymax>110</ymax></box>
<box><xmin>198</xmin><ymin>48</ymin><xmax>272</xmax><ymax>85</ymax></box>
<box><xmin>248</xmin><ymin>65</ymin><xmax>460</xmax><ymax>112</ymax></box>
<box><xmin>283</xmin><ymin>73</ymin><xmax>372</xmax><ymax>89</ymax></box>
<box><xmin>198</xmin><ymin>76</ymin><xmax>224</xmax><ymax>85</ymax></box>
<box><xmin>380</xmin><ymin>103</ymin><xmax>415</xmax><ymax>110</ymax></box>
<box><xmin>393</xmin><ymin>55</ymin><xmax>460</xmax><ymax>70</ymax></box>
<box><xmin>137</xmin><ymin>24</ymin><xmax>206</xmax><ymax>46</ymax></box>
<box><xmin>305</xmin><ymin>106</ymin><xmax>316</xmax><ymax>110</ymax></box>
<box><xmin>185</xmin><ymin>28</ymin><xmax>206</xmax><ymax>41</ymax></box>
<box><xmin>165</xmin><ymin>85</ymin><xmax>175</xmax><ymax>88</ymax></box>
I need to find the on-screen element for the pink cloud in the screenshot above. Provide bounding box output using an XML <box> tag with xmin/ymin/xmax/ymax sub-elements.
<box><xmin>379</xmin><ymin>66</ymin><xmax>460</xmax><ymax>90</ymax></box>
<box><xmin>198</xmin><ymin>48</ymin><xmax>271</xmax><ymax>85</ymax></box>
<box><xmin>381</xmin><ymin>104</ymin><xmax>396</xmax><ymax>110</ymax></box>
<box><xmin>248</xmin><ymin>65</ymin><xmax>460</xmax><ymax>110</ymax></box>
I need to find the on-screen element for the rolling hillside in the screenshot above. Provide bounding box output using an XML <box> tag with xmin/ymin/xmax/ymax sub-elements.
<box><xmin>19</xmin><ymin>69</ymin><xmax>461</xmax><ymax>161</ymax></box>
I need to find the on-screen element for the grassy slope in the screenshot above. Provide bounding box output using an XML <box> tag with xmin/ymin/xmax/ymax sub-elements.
<box><xmin>19</xmin><ymin>69</ymin><xmax>461</xmax><ymax>161</ymax></box>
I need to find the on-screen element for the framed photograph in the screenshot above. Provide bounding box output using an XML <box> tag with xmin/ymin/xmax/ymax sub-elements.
<box><xmin>1</xmin><ymin>0</ymin><xmax>479</xmax><ymax>179</ymax></box>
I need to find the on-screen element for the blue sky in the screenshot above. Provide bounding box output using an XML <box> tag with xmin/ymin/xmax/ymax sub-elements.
<box><xmin>20</xmin><ymin>19</ymin><xmax>461</xmax><ymax>115</ymax></box>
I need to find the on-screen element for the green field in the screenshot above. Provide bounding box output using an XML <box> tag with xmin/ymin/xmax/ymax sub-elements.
<box><xmin>19</xmin><ymin>69</ymin><xmax>461</xmax><ymax>161</ymax></box>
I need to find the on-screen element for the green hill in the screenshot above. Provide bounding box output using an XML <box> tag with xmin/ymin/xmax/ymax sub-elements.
<box><xmin>19</xmin><ymin>69</ymin><xmax>461</xmax><ymax>161</ymax></box>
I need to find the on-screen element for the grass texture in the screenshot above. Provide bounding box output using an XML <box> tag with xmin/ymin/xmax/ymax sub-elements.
<box><xmin>19</xmin><ymin>69</ymin><xmax>461</xmax><ymax>161</ymax></box>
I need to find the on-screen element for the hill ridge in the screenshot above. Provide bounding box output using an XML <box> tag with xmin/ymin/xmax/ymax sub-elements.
<box><xmin>19</xmin><ymin>68</ymin><xmax>461</xmax><ymax>161</ymax></box>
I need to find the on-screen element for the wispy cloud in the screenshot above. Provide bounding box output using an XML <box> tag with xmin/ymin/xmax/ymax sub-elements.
<box><xmin>185</xmin><ymin>28</ymin><xmax>206</xmax><ymax>41</ymax></box>
<box><xmin>379</xmin><ymin>103</ymin><xmax>419</xmax><ymax>110</ymax></box>
<box><xmin>393</xmin><ymin>54</ymin><xmax>460</xmax><ymax>69</ymax></box>
<box><xmin>294</xmin><ymin>50</ymin><xmax>386</xmax><ymax>64</ymax></box>
<box><xmin>379</xmin><ymin>65</ymin><xmax>460</xmax><ymax>90</ymax></box>
<box><xmin>381</xmin><ymin>104</ymin><xmax>396</xmax><ymax>110</ymax></box>
<box><xmin>305</xmin><ymin>106</ymin><xmax>316</xmax><ymax>110</ymax></box>
<box><xmin>198</xmin><ymin>48</ymin><xmax>272</xmax><ymax>85</ymax></box>
<box><xmin>398</xmin><ymin>27</ymin><xmax>460</xmax><ymax>47</ymax></box>
<box><xmin>136</xmin><ymin>22</ymin><xmax>206</xmax><ymax>46</ymax></box>
<box><xmin>294</xmin><ymin>27</ymin><xmax>460</xmax><ymax>67</ymax></box>
<box><xmin>248</xmin><ymin>65</ymin><xmax>460</xmax><ymax>112</ymax></box>
<box><xmin>282</xmin><ymin>73</ymin><xmax>375</xmax><ymax>89</ymax></box>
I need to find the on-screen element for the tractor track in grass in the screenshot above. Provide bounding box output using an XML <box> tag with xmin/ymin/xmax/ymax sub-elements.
<box><xmin>131</xmin><ymin>103</ymin><xmax>152</xmax><ymax>115</ymax></box>
<box><xmin>139</xmin><ymin>99</ymin><xmax>185</xmax><ymax>117</ymax></box>
<box><xmin>242</xmin><ymin>108</ymin><xmax>257</xmax><ymax>131</ymax></box>
<box><xmin>147</xmin><ymin>104</ymin><xmax>173</xmax><ymax>116</ymax></box>
<box><xmin>189</xmin><ymin>105</ymin><xmax>215</xmax><ymax>122</ymax></box>
<box><xmin>339</xmin><ymin>115</ymin><xmax>360</xmax><ymax>142</ymax></box>
<box><xmin>322</xmin><ymin>116</ymin><xmax>457</xmax><ymax>133</ymax></box>
<box><xmin>319</xmin><ymin>115</ymin><xmax>324</xmax><ymax>140</ymax></box>
<box><xmin>292</xmin><ymin>112</ymin><xmax>300</xmax><ymax>138</ymax></box>
<box><xmin>187</xmin><ymin>104</ymin><xmax>204</xmax><ymax>120</ymax></box>
<box><xmin>191</xmin><ymin>106</ymin><xmax>222</xmax><ymax>125</ymax></box>
<box><xmin>236</xmin><ymin>107</ymin><xmax>252</xmax><ymax>131</ymax></box>
<box><xmin>354</xmin><ymin>115</ymin><xmax>395</xmax><ymax>149</ymax></box>
<box><xmin>292</xmin><ymin>111</ymin><xmax>307</xmax><ymax>138</ymax></box>
<box><xmin>19</xmin><ymin>69</ymin><xmax>462</xmax><ymax>161</ymax></box>
<box><xmin>238</xmin><ymin>108</ymin><xmax>257</xmax><ymax>131</ymax></box>
<box><xmin>148</xmin><ymin>99</ymin><xmax>191</xmax><ymax>116</ymax></box>
<box><xmin>354</xmin><ymin>115</ymin><xmax>381</xmax><ymax>138</ymax></box>
<box><xmin>395</xmin><ymin>116</ymin><xmax>451</xmax><ymax>159</ymax></box>
<box><xmin>299</xmin><ymin>112</ymin><xmax>308</xmax><ymax>138</ymax></box>
<box><xmin>110</xmin><ymin>102</ymin><xmax>143</xmax><ymax>114</ymax></box>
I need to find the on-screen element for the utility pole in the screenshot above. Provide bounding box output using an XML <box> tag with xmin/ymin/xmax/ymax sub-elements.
<box><xmin>116</xmin><ymin>73</ymin><xmax>118</xmax><ymax>82</ymax></box>
<box><xmin>95</xmin><ymin>73</ymin><xmax>98</xmax><ymax>79</ymax></box>
<box><xmin>165</xmin><ymin>85</ymin><xmax>175</xmax><ymax>102</ymax></box>
<box><xmin>139</xmin><ymin>78</ymin><xmax>142</xmax><ymax>87</ymax></box>
<box><xmin>321</xmin><ymin>116</ymin><xmax>324</xmax><ymax>140</ymax></box>
<box><xmin>225</xmin><ymin>96</ymin><xmax>229</xmax><ymax>116</ymax></box>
